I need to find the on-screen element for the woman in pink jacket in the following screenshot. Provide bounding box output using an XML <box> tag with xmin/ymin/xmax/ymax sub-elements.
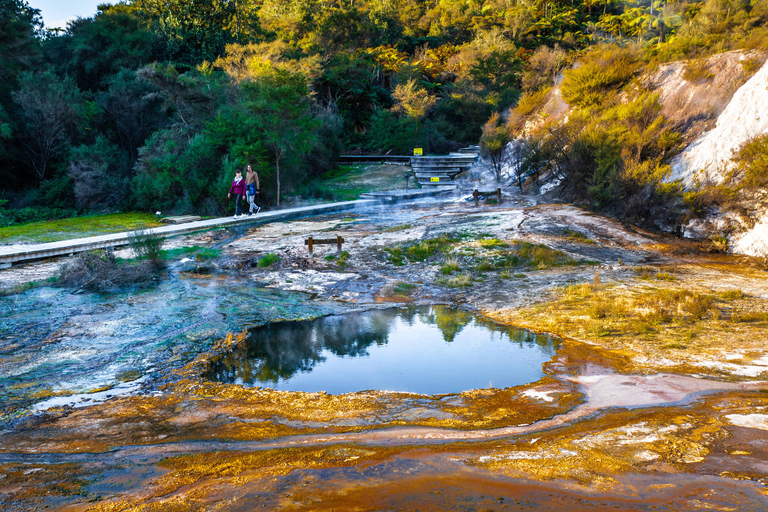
<box><xmin>227</xmin><ymin>169</ymin><xmax>247</xmax><ymax>218</ymax></box>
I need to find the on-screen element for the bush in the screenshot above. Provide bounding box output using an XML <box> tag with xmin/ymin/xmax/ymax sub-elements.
<box><xmin>59</xmin><ymin>249</ymin><xmax>158</xmax><ymax>292</ymax></box>
<box><xmin>561</xmin><ymin>45</ymin><xmax>639</xmax><ymax>107</ymax></box>
<box><xmin>128</xmin><ymin>226</ymin><xmax>164</xmax><ymax>263</ymax></box>
<box><xmin>69</xmin><ymin>136</ymin><xmax>130</xmax><ymax>211</ymax></box>
<box><xmin>733</xmin><ymin>134</ymin><xmax>768</xmax><ymax>190</ymax></box>
<box><xmin>258</xmin><ymin>253</ymin><xmax>280</xmax><ymax>267</ymax></box>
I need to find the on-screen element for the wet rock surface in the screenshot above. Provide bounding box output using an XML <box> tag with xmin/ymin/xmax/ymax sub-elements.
<box><xmin>1</xmin><ymin>194</ymin><xmax>768</xmax><ymax>510</ymax></box>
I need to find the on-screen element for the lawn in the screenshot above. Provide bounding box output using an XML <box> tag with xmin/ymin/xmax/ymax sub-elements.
<box><xmin>319</xmin><ymin>164</ymin><xmax>414</xmax><ymax>200</ymax></box>
<box><xmin>0</xmin><ymin>213</ymin><xmax>164</xmax><ymax>244</ymax></box>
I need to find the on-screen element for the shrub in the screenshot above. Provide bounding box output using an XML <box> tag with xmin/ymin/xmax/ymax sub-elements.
<box><xmin>68</xmin><ymin>136</ymin><xmax>130</xmax><ymax>211</ymax></box>
<box><xmin>393</xmin><ymin>282</ymin><xmax>416</xmax><ymax>295</ymax></box>
<box><xmin>59</xmin><ymin>250</ymin><xmax>158</xmax><ymax>292</ymax></box>
<box><xmin>682</xmin><ymin>58</ymin><xmax>713</xmax><ymax>83</ymax></box>
<box><xmin>384</xmin><ymin>234</ymin><xmax>458</xmax><ymax>265</ymax></box>
<box><xmin>561</xmin><ymin>45</ymin><xmax>639</xmax><ymax>107</ymax></box>
<box><xmin>440</xmin><ymin>256</ymin><xmax>461</xmax><ymax>274</ymax></box>
<box><xmin>439</xmin><ymin>272</ymin><xmax>472</xmax><ymax>288</ymax></box>
<box><xmin>732</xmin><ymin>134</ymin><xmax>768</xmax><ymax>190</ymax></box>
<box><xmin>128</xmin><ymin>226</ymin><xmax>164</xmax><ymax>263</ymax></box>
<box><xmin>258</xmin><ymin>253</ymin><xmax>280</xmax><ymax>268</ymax></box>
<box><xmin>514</xmin><ymin>87</ymin><xmax>552</xmax><ymax>116</ymax></box>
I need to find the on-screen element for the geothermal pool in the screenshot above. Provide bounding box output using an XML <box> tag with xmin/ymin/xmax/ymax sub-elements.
<box><xmin>206</xmin><ymin>306</ymin><xmax>560</xmax><ymax>394</ymax></box>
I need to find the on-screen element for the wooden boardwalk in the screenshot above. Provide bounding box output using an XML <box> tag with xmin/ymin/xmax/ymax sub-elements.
<box><xmin>0</xmin><ymin>199</ymin><xmax>376</xmax><ymax>268</ymax></box>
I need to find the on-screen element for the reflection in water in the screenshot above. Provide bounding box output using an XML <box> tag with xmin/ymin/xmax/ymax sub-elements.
<box><xmin>207</xmin><ymin>306</ymin><xmax>560</xmax><ymax>395</ymax></box>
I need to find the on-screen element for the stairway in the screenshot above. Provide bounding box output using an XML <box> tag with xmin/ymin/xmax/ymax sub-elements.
<box><xmin>410</xmin><ymin>146</ymin><xmax>479</xmax><ymax>186</ymax></box>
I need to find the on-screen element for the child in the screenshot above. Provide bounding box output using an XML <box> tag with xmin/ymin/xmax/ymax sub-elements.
<box><xmin>227</xmin><ymin>169</ymin><xmax>247</xmax><ymax>218</ymax></box>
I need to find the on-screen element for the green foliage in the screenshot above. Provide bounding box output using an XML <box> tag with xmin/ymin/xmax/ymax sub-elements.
<box><xmin>0</xmin><ymin>212</ymin><xmax>161</xmax><ymax>241</ymax></box>
<box><xmin>133</xmin><ymin>0</ymin><xmax>242</xmax><ymax>66</ymax></box>
<box><xmin>514</xmin><ymin>87</ymin><xmax>552</xmax><ymax>116</ymax></box>
<box><xmin>392</xmin><ymin>281</ymin><xmax>416</xmax><ymax>295</ymax></box>
<box><xmin>240</xmin><ymin>65</ymin><xmax>320</xmax><ymax>205</ymax></box>
<box><xmin>480</xmin><ymin>112</ymin><xmax>512</xmax><ymax>182</ymax></box>
<box><xmin>69</xmin><ymin>136</ymin><xmax>131</xmax><ymax>211</ymax></box>
<box><xmin>561</xmin><ymin>46</ymin><xmax>639</xmax><ymax>107</ymax></box>
<box><xmin>384</xmin><ymin>234</ymin><xmax>458</xmax><ymax>265</ymax></box>
<box><xmin>12</xmin><ymin>71</ymin><xmax>87</xmax><ymax>185</ymax></box>
<box><xmin>732</xmin><ymin>134</ymin><xmax>768</xmax><ymax>190</ymax></box>
<box><xmin>2</xmin><ymin>0</ymin><xmax>765</xmax><ymax>227</ymax></box>
<box><xmin>438</xmin><ymin>272</ymin><xmax>472</xmax><ymax>288</ymax></box>
<box><xmin>43</xmin><ymin>5</ymin><xmax>154</xmax><ymax>92</ymax></box>
<box><xmin>128</xmin><ymin>225</ymin><xmax>164</xmax><ymax>263</ymax></box>
<box><xmin>336</xmin><ymin>250</ymin><xmax>350</xmax><ymax>267</ymax></box>
<box><xmin>258</xmin><ymin>253</ymin><xmax>281</xmax><ymax>268</ymax></box>
<box><xmin>160</xmin><ymin>246</ymin><xmax>221</xmax><ymax>261</ymax></box>
<box><xmin>521</xmin><ymin>85</ymin><xmax>684</xmax><ymax>225</ymax></box>
<box><xmin>132</xmin><ymin>129</ymin><xmax>224</xmax><ymax>214</ymax></box>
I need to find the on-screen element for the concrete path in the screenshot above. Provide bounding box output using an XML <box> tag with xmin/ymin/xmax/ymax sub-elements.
<box><xmin>0</xmin><ymin>199</ymin><xmax>377</xmax><ymax>267</ymax></box>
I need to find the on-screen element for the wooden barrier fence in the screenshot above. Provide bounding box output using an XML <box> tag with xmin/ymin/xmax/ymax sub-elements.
<box><xmin>305</xmin><ymin>236</ymin><xmax>344</xmax><ymax>256</ymax></box>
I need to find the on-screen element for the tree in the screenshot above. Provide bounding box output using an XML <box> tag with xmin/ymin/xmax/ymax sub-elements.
<box><xmin>68</xmin><ymin>136</ymin><xmax>130</xmax><ymax>210</ymax></box>
<box><xmin>480</xmin><ymin>112</ymin><xmax>512</xmax><ymax>183</ymax></box>
<box><xmin>391</xmin><ymin>78</ymin><xmax>437</xmax><ymax>140</ymax></box>
<box><xmin>42</xmin><ymin>4</ymin><xmax>154</xmax><ymax>92</ymax></box>
<box><xmin>133</xmin><ymin>0</ymin><xmax>239</xmax><ymax>66</ymax></box>
<box><xmin>98</xmin><ymin>69</ymin><xmax>164</xmax><ymax>160</ymax></box>
<box><xmin>12</xmin><ymin>72</ymin><xmax>85</xmax><ymax>185</ymax></box>
<box><xmin>241</xmin><ymin>67</ymin><xmax>319</xmax><ymax>205</ymax></box>
<box><xmin>0</xmin><ymin>0</ymin><xmax>41</xmax><ymax>100</ymax></box>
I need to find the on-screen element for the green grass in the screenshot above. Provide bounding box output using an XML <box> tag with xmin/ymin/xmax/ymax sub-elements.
<box><xmin>438</xmin><ymin>272</ymin><xmax>472</xmax><ymax>288</ymax></box>
<box><xmin>318</xmin><ymin>164</ymin><xmax>412</xmax><ymax>200</ymax></box>
<box><xmin>384</xmin><ymin>234</ymin><xmax>458</xmax><ymax>265</ymax></box>
<box><xmin>0</xmin><ymin>276</ymin><xmax>59</xmax><ymax>296</ymax></box>
<box><xmin>257</xmin><ymin>253</ymin><xmax>280</xmax><ymax>268</ymax></box>
<box><xmin>440</xmin><ymin>256</ymin><xmax>461</xmax><ymax>275</ymax></box>
<box><xmin>562</xmin><ymin>229</ymin><xmax>595</xmax><ymax>244</ymax></box>
<box><xmin>479</xmin><ymin>238</ymin><xmax>509</xmax><ymax>248</ymax></box>
<box><xmin>393</xmin><ymin>282</ymin><xmax>416</xmax><ymax>295</ymax></box>
<box><xmin>0</xmin><ymin>213</ymin><xmax>163</xmax><ymax>244</ymax></box>
<box><xmin>160</xmin><ymin>246</ymin><xmax>221</xmax><ymax>261</ymax></box>
<box><xmin>383</xmin><ymin>224</ymin><xmax>412</xmax><ymax>232</ymax></box>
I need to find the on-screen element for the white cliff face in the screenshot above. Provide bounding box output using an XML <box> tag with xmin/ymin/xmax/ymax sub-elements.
<box><xmin>732</xmin><ymin>218</ymin><xmax>768</xmax><ymax>257</ymax></box>
<box><xmin>669</xmin><ymin>58</ymin><xmax>768</xmax><ymax>187</ymax></box>
<box><xmin>667</xmin><ymin>57</ymin><xmax>768</xmax><ymax>257</ymax></box>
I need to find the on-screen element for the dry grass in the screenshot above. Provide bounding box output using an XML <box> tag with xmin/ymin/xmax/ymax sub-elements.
<box><xmin>489</xmin><ymin>279</ymin><xmax>766</xmax><ymax>375</ymax></box>
<box><xmin>439</xmin><ymin>272</ymin><xmax>472</xmax><ymax>288</ymax></box>
<box><xmin>59</xmin><ymin>250</ymin><xmax>159</xmax><ymax>293</ymax></box>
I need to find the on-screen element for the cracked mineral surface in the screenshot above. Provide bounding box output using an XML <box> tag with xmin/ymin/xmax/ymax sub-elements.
<box><xmin>1</xmin><ymin>194</ymin><xmax>768</xmax><ymax>510</ymax></box>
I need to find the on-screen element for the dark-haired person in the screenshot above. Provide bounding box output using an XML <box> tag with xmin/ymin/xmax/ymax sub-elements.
<box><xmin>227</xmin><ymin>169</ymin><xmax>247</xmax><ymax>218</ymax></box>
<box><xmin>245</xmin><ymin>164</ymin><xmax>261</xmax><ymax>215</ymax></box>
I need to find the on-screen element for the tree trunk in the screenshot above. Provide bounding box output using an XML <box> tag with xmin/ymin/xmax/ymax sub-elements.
<box><xmin>275</xmin><ymin>149</ymin><xmax>282</xmax><ymax>206</ymax></box>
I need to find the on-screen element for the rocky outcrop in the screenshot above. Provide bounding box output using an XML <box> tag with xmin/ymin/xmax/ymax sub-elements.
<box><xmin>668</xmin><ymin>55</ymin><xmax>768</xmax><ymax>187</ymax></box>
<box><xmin>647</xmin><ymin>50</ymin><xmax>766</xmax><ymax>145</ymax></box>
<box><xmin>648</xmin><ymin>52</ymin><xmax>768</xmax><ymax>257</ymax></box>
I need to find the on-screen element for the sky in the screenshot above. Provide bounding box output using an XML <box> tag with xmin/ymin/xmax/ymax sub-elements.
<box><xmin>27</xmin><ymin>0</ymin><xmax>106</xmax><ymax>30</ymax></box>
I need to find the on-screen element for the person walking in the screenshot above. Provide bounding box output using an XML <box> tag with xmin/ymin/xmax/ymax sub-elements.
<box><xmin>227</xmin><ymin>169</ymin><xmax>247</xmax><ymax>218</ymax></box>
<box><xmin>245</xmin><ymin>164</ymin><xmax>261</xmax><ymax>215</ymax></box>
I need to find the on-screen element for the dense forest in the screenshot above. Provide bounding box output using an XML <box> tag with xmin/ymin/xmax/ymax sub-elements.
<box><xmin>1</xmin><ymin>0</ymin><xmax>766</xmax><ymax>222</ymax></box>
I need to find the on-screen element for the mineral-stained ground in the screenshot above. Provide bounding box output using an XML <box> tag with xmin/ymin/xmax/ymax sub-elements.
<box><xmin>2</xmin><ymin>194</ymin><xmax>768</xmax><ymax>510</ymax></box>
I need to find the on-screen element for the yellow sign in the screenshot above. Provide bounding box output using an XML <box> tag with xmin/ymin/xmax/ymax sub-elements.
<box><xmin>430</xmin><ymin>177</ymin><xmax>440</xmax><ymax>182</ymax></box>
<box><xmin>413</xmin><ymin>148</ymin><xmax>423</xmax><ymax>156</ymax></box>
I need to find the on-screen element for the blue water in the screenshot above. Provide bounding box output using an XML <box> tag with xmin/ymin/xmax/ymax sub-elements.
<box><xmin>206</xmin><ymin>306</ymin><xmax>560</xmax><ymax>395</ymax></box>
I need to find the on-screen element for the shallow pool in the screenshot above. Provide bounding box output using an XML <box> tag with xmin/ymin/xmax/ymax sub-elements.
<box><xmin>206</xmin><ymin>306</ymin><xmax>560</xmax><ymax>394</ymax></box>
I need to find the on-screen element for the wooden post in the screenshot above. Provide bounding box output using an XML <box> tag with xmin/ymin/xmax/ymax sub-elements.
<box><xmin>336</xmin><ymin>236</ymin><xmax>343</xmax><ymax>252</ymax></box>
<box><xmin>307</xmin><ymin>236</ymin><xmax>314</xmax><ymax>256</ymax></box>
<box><xmin>473</xmin><ymin>189</ymin><xmax>479</xmax><ymax>206</ymax></box>
<box><xmin>497</xmin><ymin>188</ymin><xmax>502</xmax><ymax>203</ymax></box>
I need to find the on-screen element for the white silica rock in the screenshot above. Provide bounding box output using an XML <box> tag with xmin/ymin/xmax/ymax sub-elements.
<box><xmin>732</xmin><ymin>217</ymin><xmax>768</xmax><ymax>257</ymax></box>
<box><xmin>669</xmin><ymin>57</ymin><xmax>768</xmax><ymax>187</ymax></box>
